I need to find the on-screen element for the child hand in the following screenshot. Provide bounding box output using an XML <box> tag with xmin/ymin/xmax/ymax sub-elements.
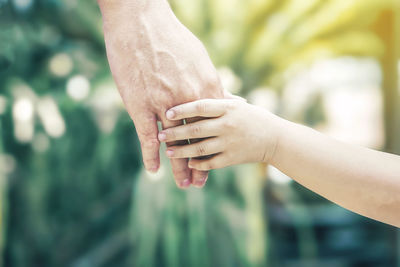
<box><xmin>158</xmin><ymin>99</ymin><xmax>281</xmax><ymax>181</ymax></box>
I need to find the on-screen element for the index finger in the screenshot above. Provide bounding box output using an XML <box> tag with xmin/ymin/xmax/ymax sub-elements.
<box><xmin>166</xmin><ymin>99</ymin><xmax>227</xmax><ymax>120</ymax></box>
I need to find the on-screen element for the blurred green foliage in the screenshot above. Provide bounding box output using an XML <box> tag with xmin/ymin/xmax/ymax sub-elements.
<box><xmin>171</xmin><ymin>0</ymin><xmax>396</xmax><ymax>91</ymax></box>
<box><xmin>0</xmin><ymin>0</ymin><xmax>399</xmax><ymax>267</ymax></box>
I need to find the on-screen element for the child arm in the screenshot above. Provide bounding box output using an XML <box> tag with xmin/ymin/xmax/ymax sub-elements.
<box><xmin>160</xmin><ymin>99</ymin><xmax>400</xmax><ymax>227</ymax></box>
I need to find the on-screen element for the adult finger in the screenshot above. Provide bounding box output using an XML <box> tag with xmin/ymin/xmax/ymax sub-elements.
<box><xmin>132</xmin><ymin>111</ymin><xmax>161</xmax><ymax>173</ymax></box>
<box><xmin>166</xmin><ymin>99</ymin><xmax>227</xmax><ymax>121</ymax></box>
<box><xmin>184</xmin><ymin>117</ymin><xmax>210</xmax><ymax>188</ymax></box>
<box><xmin>160</xmin><ymin>116</ymin><xmax>192</xmax><ymax>189</ymax></box>
<box><xmin>158</xmin><ymin>119</ymin><xmax>220</xmax><ymax>143</ymax></box>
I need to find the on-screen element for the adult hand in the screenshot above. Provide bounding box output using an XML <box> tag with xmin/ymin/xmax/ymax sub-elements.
<box><xmin>98</xmin><ymin>0</ymin><xmax>224</xmax><ymax>188</ymax></box>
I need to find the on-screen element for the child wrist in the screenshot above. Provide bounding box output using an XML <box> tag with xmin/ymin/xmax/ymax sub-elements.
<box><xmin>267</xmin><ymin>116</ymin><xmax>287</xmax><ymax>166</ymax></box>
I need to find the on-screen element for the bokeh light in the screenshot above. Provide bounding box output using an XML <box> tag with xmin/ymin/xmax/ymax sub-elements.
<box><xmin>66</xmin><ymin>75</ymin><xmax>91</xmax><ymax>101</ymax></box>
<box><xmin>248</xmin><ymin>88</ymin><xmax>278</xmax><ymax>112</ymax></box>
<box><xmin>11</xmin><ymin>85</ymin><xmax>36</xmax><ymax>143</ymax></box>
<box><xmin>49</xmin><ymin>53</ymin><xmax>73</xmax><ymax>77</ymax></box>
<box><xmin>12</xmin><ymin>98</ymin><xmax>33</xmax><ymax>122</ymax></box>
<box><xmin>12</xmin><ymin>0</ymin><xmax>33</xmax><ymax>12</ymax></box>
<box><xmin>268</xmin><ymin>166</ymin><xmax>292</xmax><ymax>185</ymax></box>
<box><xmin>218</xmin><ymin>67</ymin><xmax>242</xmax><ymax>94</ymax></box>
<box><xmin>37</xmin><ymin>97</ymin><xmax>66</xmax><ymax>138</ymax></box>
<box><xmin>145</xmin><ymin>165</ymin><xmax>166</xmax><ymax>182</ymax></box>
<box><xmin>89</xmin><ymin>82</ymin><xmax>123</xmax><ymax>133</ymax></box>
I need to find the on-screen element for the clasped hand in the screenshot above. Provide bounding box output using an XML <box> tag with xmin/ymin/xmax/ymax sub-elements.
<box><xmin>158</xmin><ymin>99</ymin><xmax>281</xmax><ymax>187</ymax></box>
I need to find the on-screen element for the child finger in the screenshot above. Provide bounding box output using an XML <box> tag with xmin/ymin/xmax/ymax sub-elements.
<box><xmin>166</xmin><ymin>99</ymin><xmax>227</xmax><ymax>120</ymax></box>
<box><xmin>158</xmin><ymin>118</ymin><xmax>220</xmax><ymax>142</ymax></box>
<box><xmin>166</xmin><ymin>138</ymin><xmax>224</xmax><ymax>159</ymax></box>
<box><xmin>188</xmin><ymin>153</ymin><xmax>231</xmax><ymax>171</ymax></box>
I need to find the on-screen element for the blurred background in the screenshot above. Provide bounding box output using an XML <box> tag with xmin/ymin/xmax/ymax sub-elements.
<box><xmin>1</xmin><ymin>0</ymin><xmax>400</xmax><ymax>266</ymax></box>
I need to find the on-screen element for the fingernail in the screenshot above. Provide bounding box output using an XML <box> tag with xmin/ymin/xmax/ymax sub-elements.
<box><xmin>166</xmin><ymin>110</ymin><xmax>175</xmax><ymax>120</ymax></box>
<box><xmin>166</xmin><ymin>150</ymin><xmax>174</xmax><ymax>157</ymax></box>
<box><xmin>179</xmin><ymin>178</ymin><xmax>191</xmax><ymax>188</ymax></box>
<box><xmin>158</xmin><ymin>132</ymin><xmax>167</xmax><ymax>141</ymax></box>
<box><xmin>148</xmin><ymin>165</ymin><xmax>159</xmax><ymax>173</ymax></box>
<box><xmin>194</xmin><ymin>178</ymin><xmax>206</xmax><ymax>187</ymax></box>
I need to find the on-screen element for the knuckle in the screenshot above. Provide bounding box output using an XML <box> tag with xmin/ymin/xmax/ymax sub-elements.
<box><xmin>221</xmin><ymin>137</ymin><xmax>229</xmax><ymax>149</ymax></box>
<box><xmin>142</xmin><ymin>138</ymin><xmax>160</xmax><ymax>150</ymax></box>
<box><xmin>137</xmin><ymin>128</ymin><xmax>154</xmax><ymax>139</ymax></box>
<box><xmin>206</xmin><ymin>74</ymin><xmax>221</xmax><ymax>89</ymax></box>
<box><xmin>143</xmin><ymin>158</ymin><xmax>157</xmax><ymax>167</ymax></box>
<box><xmin>196</xmin><ymin>144</ymin><xmax>207</xmax><ymax>156</ymax></box>
<box><xmin>135</xmin><ymin>117</ymin><xmax>157</xmax><ymax>137</ymax></box>
<box><xmin>225</xmin><ymin>152</ymin><xmax>233</xmax><ymax>162</ymax></box>
<box><xmin>190</xmin><ymin>125</ymin><xmax>202</xmax><ymax>136</ymax></box>
<box><xmin>196</xmin><ymin>101</ymin><xmax>207</xmax><ymax>114</ymax></box>
<box><xmin>165</xmin><ymin>129</ymin><xmax>176</xmax><ymax>140</ymax></box>
<box><xmin>224</xmin><ymin>101</ymin><xmax>235</xmax><ymax>110</ymax></box>
<box><xmin>222</xmin><ymin>120</ymin><xmax>235</xmax><ymax>129</ymax></box>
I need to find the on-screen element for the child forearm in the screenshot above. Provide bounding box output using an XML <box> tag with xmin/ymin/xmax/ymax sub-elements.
<box><xmin>159</xmin><ymin>99</ymin><xmax>400</xmax><ymax>214</ymax></box>
<box><xmin>271</xmin><ymin>119</ymin><xmax>400</xmax><ymax>227</ymax></box>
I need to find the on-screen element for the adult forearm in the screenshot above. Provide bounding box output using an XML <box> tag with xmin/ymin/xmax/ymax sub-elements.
<box><xmin>97</xmin><ymin>0</ymin><xmax>168</xmax><ymax>14</ymax></box>
<box><xmin>97</xmin><ymin>0</ymin><xmax>171</xmax><ymax>25</ymax></box>
<box><xmin>97</xmin><ymin>0</ymin><xmax>182</xmax><ymax>100</ymax></box>
<box><xmin>271</xmin><ymin>119</ymin><xmax>400</xmax><ymax>227</ymax></box>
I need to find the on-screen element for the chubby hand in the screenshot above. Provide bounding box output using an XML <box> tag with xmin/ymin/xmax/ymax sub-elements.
<box><xmin>158</xmin><ymin>99</ymin><xmax>281</xmax><ymax>187</ymax></box>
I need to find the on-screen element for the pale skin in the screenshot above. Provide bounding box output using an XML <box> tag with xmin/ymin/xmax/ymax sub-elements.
<box><xmin>96</xmin><ymin>0</ymin><xmax>240</xmax><ymax>188</ymax></box>
<box><xmin>96</xmin><ymin>0</ymin><xmax>400</xmax><ymax>227</ymax></box>
<box><xmin>158</xmin><ymin>99</ymin><xmax>400</xmax><ymax>227</ymax></box>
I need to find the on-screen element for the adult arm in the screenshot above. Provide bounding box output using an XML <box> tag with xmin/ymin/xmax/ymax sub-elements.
<box><xmin>96</xmin><ymin>0</ymin><xmax>225</xmax><ymax>188</ymax></box>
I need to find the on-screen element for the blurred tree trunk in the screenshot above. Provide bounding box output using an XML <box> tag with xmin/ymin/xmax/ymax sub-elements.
<box><xmin>372</xmin><ymin>6</ymin><xmax>400</xmax><ymax>267</ymax></box>
<box><xmin>372</xmin><ymin>8</ymin><xmax>400</xmax><ymax>154</ymax></box>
